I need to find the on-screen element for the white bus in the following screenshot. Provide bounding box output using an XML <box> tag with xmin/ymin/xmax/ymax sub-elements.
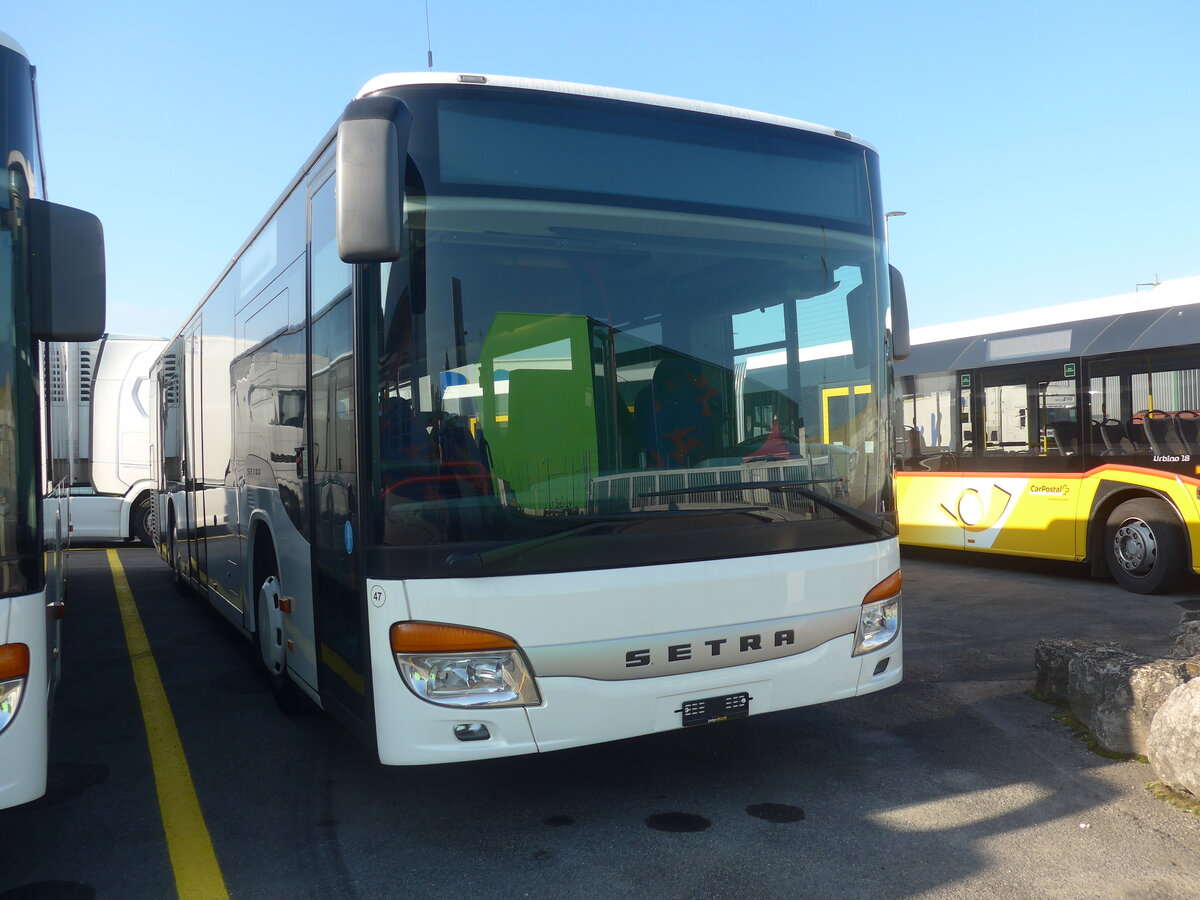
<box><xmin>0</xmin><ymin>32</ymin><xmax>105</xmax><ymax>809</ymax></box>
<box><xmin>46</xmin><ymin>335</ymin><xmax>166</xmax><ymax>546</ymax></box>
<box><xmin>152</xmin><ymin>73</ymin><xmax>909</xmax><ymax>764</ymax></box>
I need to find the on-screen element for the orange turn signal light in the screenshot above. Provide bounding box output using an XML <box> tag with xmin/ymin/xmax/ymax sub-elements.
<box><xmin>0</xmin><ymin>643</ymin><xmax>31</xmax><ymax>680</ymax></box>
<box><xmin>863</xmin><ymin>570</ymin><xmax>902</xmax><ymax>606</ymax></box>
<box><xmin>390</xmin><ymin>622</ymin><xmax>519</xmax><ymax>654</ymax></box>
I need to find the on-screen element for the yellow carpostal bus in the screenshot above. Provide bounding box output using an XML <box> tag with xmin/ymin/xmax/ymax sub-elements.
<box><xmin>895</xmin><ymin>276</ymin><xmax>1200</xmax><ymax>594</ymax></box>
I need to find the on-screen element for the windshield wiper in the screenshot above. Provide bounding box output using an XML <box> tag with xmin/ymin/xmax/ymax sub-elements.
<box><xmin>639</xmin><ymin>479</ymin><xmax>895</xmax><ymax>537</ymax></box>
<box><xmin>444</xmin><ymin>508</ymin><xmax>773</xmax><ymax>574</ymax></box>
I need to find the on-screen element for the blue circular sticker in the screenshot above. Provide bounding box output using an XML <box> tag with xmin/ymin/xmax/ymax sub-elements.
<box><xmin>344</xmin><ymin>520</ymin><xmax>354</xmax><ymax>554</ymax></box>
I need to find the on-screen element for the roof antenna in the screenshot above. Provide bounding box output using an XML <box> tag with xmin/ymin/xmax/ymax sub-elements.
<box><xmin>424</xmin><ymin>0</ymin><xmax>434</xmax><ymax>69</ymax></box>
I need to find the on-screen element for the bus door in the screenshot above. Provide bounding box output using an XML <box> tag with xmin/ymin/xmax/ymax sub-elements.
<box><xmin>894</xmin><ymin>370</ymin><xmax>972</xmax><ymax>550</ymax></box>
<box><xmin>971</xmin><ymin>361</ymin><xmax>1083</xmax><ymax>559</ymax></box>
<box><xmin>307</xmin><ymin>174</ymin><xmax>370</xmax><ymax>733</ymax></box>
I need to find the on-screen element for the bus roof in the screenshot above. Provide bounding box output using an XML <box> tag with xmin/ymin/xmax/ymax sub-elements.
<box><xmin>0</xmin><ymin>31</ymin><xmax>30</xmax><ymax>59</ymax></box>
<box><xmin>166</xmin><ymin>72</ymin><xmax>881</xmax><ymax>347</ymax></box>
<box><xmin>900</xmin><ymin>275</ymin><xmax>1200</xmax><ymax>373</ymax></box>
<box><xmin>911</xmin><ymin>276</ymin><xmax>1200</xmax><ymax>346</ymax></box>
<box><xmin>357</xmin><ymin>72</ymin><xmax>875</xmax><ymax>151</ymax></box>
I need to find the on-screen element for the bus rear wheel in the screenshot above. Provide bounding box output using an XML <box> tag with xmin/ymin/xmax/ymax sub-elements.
<box><xmin>256</xmin><ymin>572</ymin><xmax>310</xmax><ymax>715</ymax></box>
<box><xmin>1104</xmin><ymin>497</ymin><xmax>1185</xmax><ymax>595</ymax></box>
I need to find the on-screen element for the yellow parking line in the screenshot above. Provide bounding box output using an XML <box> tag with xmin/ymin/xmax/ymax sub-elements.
<box><xmin>108</xmin><ymin>549</ymin><xmax>230</xmax><ymax>900</ymax></box>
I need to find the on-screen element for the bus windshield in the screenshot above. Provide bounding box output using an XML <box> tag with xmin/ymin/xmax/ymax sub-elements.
<box><xmin>367</xmin><ymin>89</ymin><xmax>892</xmax><ymax>577</ymax></box>
<box><xmin>1</xmin><ymin>162</ymin><xmax>40</xmax><ymax>596</ymax></box>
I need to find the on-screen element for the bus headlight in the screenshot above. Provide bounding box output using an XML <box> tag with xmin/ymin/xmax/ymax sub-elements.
<box><xmin>390</xmin><ymin>622</ymin><xmax>541</xmax><ymax>708</ymax></box>
<box><xmin>0</xmin><ymin>644</ymin><xmax>30</xmax><ymax>734</ymax></box>
<box><xmin>853</xmin><ymin>572</ymin><xmax>901</xmax><ymax>656</ymax></box>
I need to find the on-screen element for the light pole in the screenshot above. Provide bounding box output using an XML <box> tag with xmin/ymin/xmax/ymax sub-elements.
<box><xmin>884</xmin><ymin>210</ymin><xmax>906</xmax><ymax>250</ymax></box>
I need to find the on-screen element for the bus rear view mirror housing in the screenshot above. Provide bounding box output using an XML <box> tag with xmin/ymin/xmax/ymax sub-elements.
<box><xmin>336</xmin><ymin>96</ymin><xmax>412</xmax><ymax>263</ymax></box>
<box><xmin>889</xmin><ymin>264</ymin><xmax>911</xmax><ymax>362</ymax></box>
<box><xmin>28</xmin><ymin>198</ymin><xmax>106</xmax><ymax>341</ymax></box>
<box><xmin>847</xmin><ymin>264</ymin><xmax>910</xmax><ymax>369</ymax></box>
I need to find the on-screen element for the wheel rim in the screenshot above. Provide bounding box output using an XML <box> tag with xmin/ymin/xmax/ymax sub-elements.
<box><xmin>1113</xmin><ymin>516</ymin><xmax>1157</xmax><ymax>577</ymax></box>
<box><xmin>258</xmin><ymin>576</ymin><xmax>286</xmax><ymax>675</ymax></box>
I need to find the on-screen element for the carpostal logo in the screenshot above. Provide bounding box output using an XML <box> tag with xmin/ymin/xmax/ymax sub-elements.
<box><xmin>1028</xmin><ymin>482</ymin><xmax>1071</xmax><ymax>499</ymax></box>
<box><xmin>940</xmin><ymin>484</ymin><xmax>1013</xmax><ymax>532</ymax></box>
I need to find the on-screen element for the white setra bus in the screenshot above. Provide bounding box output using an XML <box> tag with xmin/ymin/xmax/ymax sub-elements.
<box><xmin>0</xmin><ymin>32</ymin><xmax>105</xmax><ymax>809</ymax></box>
<box><xmin>152</xmin><ymin>73</ymin><xmax>909</xmax><ymax>764</ymax></box>
<box><xmin>45</xmin><ymin>334</ymin><xmax>166</xmax><ymax>546</ymax></box>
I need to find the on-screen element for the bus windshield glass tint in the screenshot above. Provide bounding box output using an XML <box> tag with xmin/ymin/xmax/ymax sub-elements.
<box><xmin>368</xmin><ymin>89</ymin><xmax>892</xmax><ymax>576</ymax></box>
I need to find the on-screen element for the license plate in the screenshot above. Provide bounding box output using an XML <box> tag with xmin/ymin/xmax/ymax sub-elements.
<box><xmin>678</xmin><ymin>692</ymin><xmax>751</xmax><ymax>727</ymax></box>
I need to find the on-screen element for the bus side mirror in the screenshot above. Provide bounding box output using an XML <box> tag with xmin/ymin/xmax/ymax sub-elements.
<box><xmin>336</xmin><ymin>96</ymin><xmax>412</xmax><ymax>263</ymax></box>
<box><xmin>28</xmin><ymin>198</ymin><xmax>106</xmax><ymax>341</ymax></box>
<box><xmin>889</xmin><ymin>265</ymin><xmax>911</xmax><ymax>362</ymax></box>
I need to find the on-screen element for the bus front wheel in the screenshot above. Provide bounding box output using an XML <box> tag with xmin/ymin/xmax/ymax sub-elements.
<box><xmin>1104</xmin><ymin>498</ymin><xmax>1185</xmax><ymax>595</ymax></box>
<box><xmin>131</xmin><ymin>496</ymin><xmax>154</xmax><ymax>547</ymax></box>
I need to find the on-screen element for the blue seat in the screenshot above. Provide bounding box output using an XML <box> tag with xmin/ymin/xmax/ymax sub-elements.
<box><xmin>634</xmin><ymin>357</ymin><xmax>724</xmax><ymax>468</ymax></box>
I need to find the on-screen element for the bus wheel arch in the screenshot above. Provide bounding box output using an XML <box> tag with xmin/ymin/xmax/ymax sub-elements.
<box><xmin>1100</xmin><ymin>494</ymin><xmax>1186</xmax><ymax>595</ymax></box>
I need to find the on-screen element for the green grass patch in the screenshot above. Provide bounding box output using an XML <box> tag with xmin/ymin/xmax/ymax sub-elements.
<box><xmin>1147</xmin><ymin>781</ymin><xmax>1200</xmax><ymax>815</ymax></box>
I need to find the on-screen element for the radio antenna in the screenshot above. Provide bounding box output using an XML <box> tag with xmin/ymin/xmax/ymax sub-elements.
<box><xmin>424</xmin><ymin>0</ymin><xmax>434</xmax><ymax>69</ymax></box>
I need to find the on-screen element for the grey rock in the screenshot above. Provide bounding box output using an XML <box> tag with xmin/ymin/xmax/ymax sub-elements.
<box><xmin>1168</xmin><ymin>614</ymin><xmax>1200</xmax><ymax>659</ymax></box>
<box><xmin>1034</xmin><ymin>639</ymin><xmax>1119</xmax><ymax>703</ymax></box>
<box><xmin>1148</xmin><ymin>677</ymin><xmax>1200</xmax><ymax>799</ymax></box>
<box><xmin>1068</xmin><ymin>648</ymin><xmax>1193</xmax><ymax>755</ymax></box>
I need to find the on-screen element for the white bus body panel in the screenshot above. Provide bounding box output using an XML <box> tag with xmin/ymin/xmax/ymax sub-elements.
<box><xmin>0</xmin><ymin>592</ymin><xmax>52</xmax><ymax>809</ymax></box>
<box><xmin>367</xmin><ymin>541</ymin><xmax>901</xmax><ymax>765</ymax></box>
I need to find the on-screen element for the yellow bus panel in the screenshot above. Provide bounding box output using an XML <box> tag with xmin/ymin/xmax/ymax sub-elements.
<box><xmin>897</xmin><ymin>464</ymin><xmax>1200</xmax><ymax>570</ymax></box>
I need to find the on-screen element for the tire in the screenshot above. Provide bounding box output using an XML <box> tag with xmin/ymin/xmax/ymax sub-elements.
<box><xmin>170</xmin><ymin>523</ymin><xmax>190</xmax><ymax>595</ymax></box>
<box><xmin>131</xmin><ymin>496</ymin><xmax>155</xmax><ymax>547</ymax></box>
<box><xmin>1103</xmin><ymin>497</ymin><xmax>1186</xmax><ymax>595</ymax></box>
<box><xmin>256</xmin><ymin>571</ymin><xmax>310</xmax><ymax>716</ymax></box>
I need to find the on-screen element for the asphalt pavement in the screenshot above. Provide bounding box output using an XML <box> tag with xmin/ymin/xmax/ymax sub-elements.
<box><xmin>1</xmin><ymin>544</ymin><xmax>1198</xmax><ymax>899</ymax></box>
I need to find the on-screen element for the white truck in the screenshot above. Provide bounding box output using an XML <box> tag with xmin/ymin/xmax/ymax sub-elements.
<box><xmin>46</xmin><ymin>335</ymin><xmax>167</xmax><ymax>545</ymax></box>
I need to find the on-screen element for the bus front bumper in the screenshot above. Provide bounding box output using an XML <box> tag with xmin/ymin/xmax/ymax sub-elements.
<box><xmin>370</xmin><ymin>631</ymin><xmax>901</xmax><ymax>766</ymax></box>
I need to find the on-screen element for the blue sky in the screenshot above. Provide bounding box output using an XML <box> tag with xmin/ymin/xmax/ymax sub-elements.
<box><xmin>8</xmin><ymin>1</ymin><xmax>1198</xmax><ymax>338</ymax></box>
